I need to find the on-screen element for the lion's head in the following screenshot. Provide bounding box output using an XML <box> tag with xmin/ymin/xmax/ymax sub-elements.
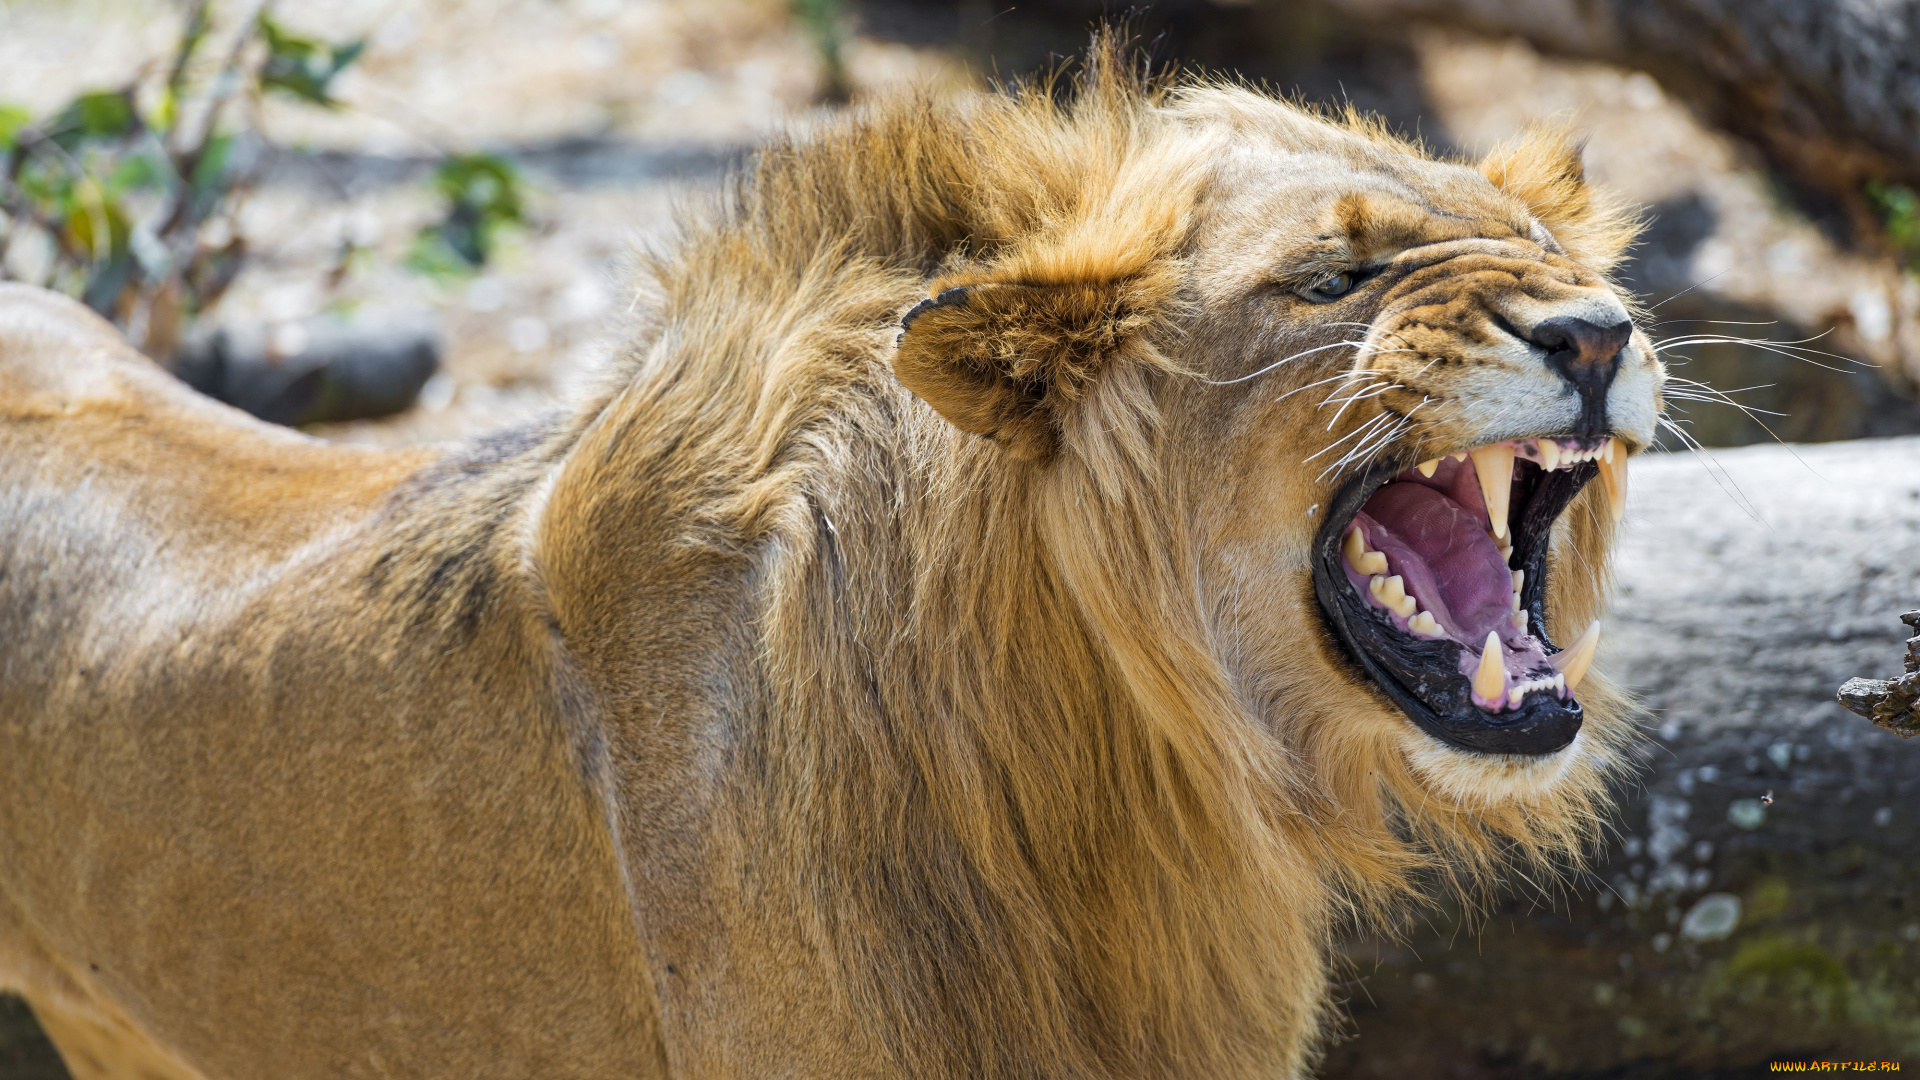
<box><xmin>883</xmin><ymin>71</ymin><xmax>1653</xmax><ymax>865</ymax></box>
<box><xmin>558</xmin><ymin>46</ymin><xmax>1662</xmax><ymax>1074</ymax></box>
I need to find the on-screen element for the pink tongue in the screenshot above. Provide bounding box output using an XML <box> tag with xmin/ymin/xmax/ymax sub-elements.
<box><xmin>1357</xmin><ymin>482</ymin><xmax>1512</xmax><ymax>642</ymax></box>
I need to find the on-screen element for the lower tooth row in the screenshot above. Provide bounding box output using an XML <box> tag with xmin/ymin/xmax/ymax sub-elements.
<box><xmin>1348</xmin><ymin>527</ymin><xmax>1447</xmax><ymax>637</ymax></box>
<box><xmin>1533</xmin><ymin>437</ymin><xmax>1614</xmax><ymax>472</ymax></box>
<box><xmin>1368</xmin><ymin>575</ymin><xmax>1445</xmax><ymax>636</ymax></box>
<box><xmin>1506</xmin><ymin>673</ymin><xmax>1567</xmax><ymax>707</ymax></box>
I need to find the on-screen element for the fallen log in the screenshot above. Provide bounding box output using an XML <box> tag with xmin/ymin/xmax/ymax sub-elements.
<box><xmin>1313</xmin><ymin>0</ymin><xmax>1920</xmax><ymax>245</ymax></box>
<box><xmin>172</xmin><ymin>314</ymin><xmax>441</xmax><ymax>427</ymax></box>
<box><xmin>1324</xmin><ymin>436</ymin><xmax>1920</xmax><ymax>1077</ymax></box>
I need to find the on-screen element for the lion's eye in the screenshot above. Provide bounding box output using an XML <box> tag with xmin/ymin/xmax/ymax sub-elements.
<box><xmin>1306</xmin><ymin>273</ymin><xmax>1355</xmax><ymax>301</ymax></box>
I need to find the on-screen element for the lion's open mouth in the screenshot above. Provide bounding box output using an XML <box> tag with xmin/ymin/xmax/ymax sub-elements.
<box><xmin>1312</xmin><ymin>438</ymin><xmax>1626</xmax><ymax>756</ymax></box>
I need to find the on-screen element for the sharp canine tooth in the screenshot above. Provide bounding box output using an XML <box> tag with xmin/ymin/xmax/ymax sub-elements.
<box><xmin>1597</xmin><ymin>445</ymin><xmax>1628</xmax><ymax>522</ymax></box>
<box><xmin>1537</xmin><ymin>438</ymin><xmax>1560</xmax><ymax>472</ymax></box>
<box><xmin>1469</xmin><ymin>444</ymin><xmax>1515</xmax><ymax>539</ymax></box>
<box><xmin>1409</xmin><ymin>611</ymin><xmax>1442</xmax><ymax>637</ymax></box>
<box><xmin>1472</xmin><ymin>631</ymin><xmax>1507</xmax><ymax>706</ymax></box>
<box><xmin>1418</xmin><ymin>458</ymin><xmax>1440</xmax><ymax>477</ymax></box>
<box><xmin>1510</xmin><ymin>609</ymin><xmax>1529</xmax><ymax>631</ymax></box>
<box><xmin>1548</xmin><ymin>620</ymin><xmax>1601</xmax><ymax>693</ymax></box>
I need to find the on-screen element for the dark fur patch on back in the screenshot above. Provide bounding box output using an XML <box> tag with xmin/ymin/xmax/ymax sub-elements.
<box><xmin>364</xmin><ymin>417</ymin><xmax>572</xmax><ymax>638</ymax></box>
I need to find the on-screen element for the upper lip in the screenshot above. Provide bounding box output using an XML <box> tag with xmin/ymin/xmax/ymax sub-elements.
<box><xmin>1309</xmin><ymin>436</ymin><xmax>1626</xmax><ymax>756</ymax></box>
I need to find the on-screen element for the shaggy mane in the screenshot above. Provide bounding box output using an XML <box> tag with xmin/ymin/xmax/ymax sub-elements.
<box><xmin>489</xmin><ymin>38</ymin><xmax>1643</xmax><ymax>1078</ymax></box>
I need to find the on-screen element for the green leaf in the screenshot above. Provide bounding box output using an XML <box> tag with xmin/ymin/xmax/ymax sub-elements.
<box><xmin>181</xmin><ymin>133</ymin><xmax>236</xmax><ymax>223</ymax></box>
<box><xmin>44</xmin><ymin>90</ymin><xmax>138</xmax><ymax>148</ymax></box>
<box><xmin>404</xmin><ymin>231</ymin><xmax>479</xmax><ymax>281</ymax></box>
<box><xmin>75</xmin><ymin>91</ymin><xmax>136</xmax><ymax>137</ymax></box>
<box><xmin>256</xmin><ymin>11</ymin><xmax>365</xmax><ymax>109</ymax></box>
<box><xmin>15</xmin><ymin>156</ymin><xmax>75</xmax><ymax>207</ymax></box>
<box><xmin>415</xmin><ymin>153</ymin><xmax>528</xmax><ymax>270</ymax></box>
<box><xmin>332</xmin><ymin>40</ymin><xmax>366</xmax><ymax>74</ymax></box>
<box><xmin>63</xmin><ymin>186</ymin><xmax>132</xmax><ymax>266</ymax></box>
<box><xmin>189</xmin><ymin>134</ymin><xmax>234</xmax><ymax>196</ymax></box>
<box><xmin>105</xmin><ymin>150</ymin><xmax>167</xmax><ymax>195</ymax></box>
<box><xmin>0</xmin><ymin>103</ymin><xmax>30</xmax><ymax>150</ymax></box>
<box><xmin>1866</xmin><ymin>179</ymin><xmax>1920</xmax><ymax>270</ymax></box>
<box><xmin>150</xmin><ymin>86</ymin><xmax>178</xmax><ymax>135</ymax></box>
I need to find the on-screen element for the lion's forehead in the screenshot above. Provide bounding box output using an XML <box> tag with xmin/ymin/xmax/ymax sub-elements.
<box><xmin>1389</xmin><ymin>247</ymin><xmax>1595</xmax><ymax>299</ymax></box>
<box><xmin>1203</xmin><ymin>159</ymin><xmax>1537</xmax><ymax>277</ymax></box>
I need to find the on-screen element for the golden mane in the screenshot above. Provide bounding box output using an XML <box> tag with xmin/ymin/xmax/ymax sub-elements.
<box><xmin>510</xmin><ymin>43</ymin><xmax>1637</xmax><ymax>1077</ymax></box>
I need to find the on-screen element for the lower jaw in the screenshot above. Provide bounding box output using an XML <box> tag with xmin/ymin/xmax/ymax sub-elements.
<box><xmin>1310</xmin><ymin>458</ymin><xmax>1588</xmax><ymax>757</ymax></box>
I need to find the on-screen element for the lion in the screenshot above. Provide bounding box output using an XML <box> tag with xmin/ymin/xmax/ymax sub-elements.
<box><xmin>0</xmin><ymin>43</ymin><xmax>1656</xmax><ymax>1080</ymax></box>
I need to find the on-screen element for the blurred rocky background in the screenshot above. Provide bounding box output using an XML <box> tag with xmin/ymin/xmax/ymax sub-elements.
<box><xmin>3</xmin><ymin>1</ymin><xmax>1918</xmax><ymax>1077</ymax></box>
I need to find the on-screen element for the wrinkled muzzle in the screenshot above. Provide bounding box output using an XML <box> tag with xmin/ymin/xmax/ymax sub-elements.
<box><xmin>1309</xmin><ymin>256</ymin><xmax>1654</xmax><ymax>756</ymax></box>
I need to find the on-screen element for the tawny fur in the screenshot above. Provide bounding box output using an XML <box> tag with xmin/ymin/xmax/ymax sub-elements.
<box><xmin>0</xmin><ymin>44</ymin><xmax>1654</xmax><ymax>1080</ymax></box>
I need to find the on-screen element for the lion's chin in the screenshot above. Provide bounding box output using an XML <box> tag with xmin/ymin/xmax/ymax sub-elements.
<box><xmin>1313</xmin><ymin>437</ymin><xmax>1620</xmax><ymax>757</ymax></box>
<box><xmin>1401</xmin><ymin>727</ymin><xmax>1588</xmax><ymax>806</ymax></box>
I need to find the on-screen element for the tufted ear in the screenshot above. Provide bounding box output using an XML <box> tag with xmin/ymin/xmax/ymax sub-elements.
<box><xmin>1479</xmin><ymin>127</ymin><xmax>1640</xmax><ymax>273</ymax></box>
<box><xmin>892</xmin><ymin>263</ymin><xmax>1181</xmax><ymax>461</ymax></box>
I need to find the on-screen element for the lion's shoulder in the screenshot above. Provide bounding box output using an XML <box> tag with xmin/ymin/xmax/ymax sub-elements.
<box><xmin>0</xmin><ymin>284</ymin><xmax>163</xmax><ymax>416</ymax></box>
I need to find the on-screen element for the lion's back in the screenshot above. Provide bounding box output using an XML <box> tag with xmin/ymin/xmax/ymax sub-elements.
<box><xmin>0</xmin><ymin>283</ymin><xmax>435</xmax><ymax>746</ymax></box>
<box><xmin>0</xmin><ymin>285</ymin><xmax>669</xmax><ymax>1078</ymax></box>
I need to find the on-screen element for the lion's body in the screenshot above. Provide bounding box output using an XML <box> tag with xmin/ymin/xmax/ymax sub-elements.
<box><xmin>0</xmin><ymin>53</ymin><xmax>1651</xmax><ymax>1080</ymax></box>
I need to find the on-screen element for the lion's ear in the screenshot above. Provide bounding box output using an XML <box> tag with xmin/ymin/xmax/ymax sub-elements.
<box><xmin>1478</xmin><ymin>128</ymin><xmax>1638</xmax><ymax>273</ymax></box>
<box><xmin>892</xmin><ymin>267</ymin><xmax>1176</xmax><ymax>462</ymax></box>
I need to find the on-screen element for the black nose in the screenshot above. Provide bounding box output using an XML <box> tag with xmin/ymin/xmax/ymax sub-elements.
<box><xmin>1529</xmin><ymin>316</ymin><xmax>1632</xmax><ymax>436</ymax></box>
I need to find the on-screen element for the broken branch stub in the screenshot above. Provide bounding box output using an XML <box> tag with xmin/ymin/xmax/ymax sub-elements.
<box><xmin>1835</xmin><ymin>609</ymin><xmax>1920</xmax><ymax>738</ymax></box>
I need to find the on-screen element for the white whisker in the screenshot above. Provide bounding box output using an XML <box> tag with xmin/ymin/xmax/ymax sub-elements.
<box><xmin>1655</xmin><ymin>375</ymin><xmax>1827</xmax><ymax>478</ymax></box>
<box><xmin>1274</xmin><ymin>370</ymin><xmax>1378</xmax><ymax>404</ymax></box>
<box><xmin>1656</xmin><ymin>415</ymin><xmax>1768</xmax><ymax>525</ymax></box>
<box><xmin>1645</xmin><ymin>267</ymin><xmax>1731</xmax><ymax>311</ymax></box>
<box><xmin>1304</xmin><ymin>411</ymin><xmax>1393</xmax><ymax>463</ymax></box>
<box><xmin>1200</xmin><ymin>339</ymin><xmax>1368</xmax><ymax>386</ymax></box>
<box><xmin>1652</xmin><ymin>330</ymin><xmax>1863</xmax><ymax>373</ymax></box>
<box><xmin>1323</xmin><ymin>414</ymin><xmax>1411</xmax><ymax>481</ymax></box>
<box><xmin>1321</xmin><ymin>381</ymin><xmax>1403</xmax><ymax>424</ymax></box>
<box><xmin>1648</xmin><ymin>318</ymin><xmax>1778</xmax><ymax>329</ymax></box>
<box><xmin>1665</xmin><ymin>375</ymin><xmax>1776</xmax><ymax>395</ymax></box>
